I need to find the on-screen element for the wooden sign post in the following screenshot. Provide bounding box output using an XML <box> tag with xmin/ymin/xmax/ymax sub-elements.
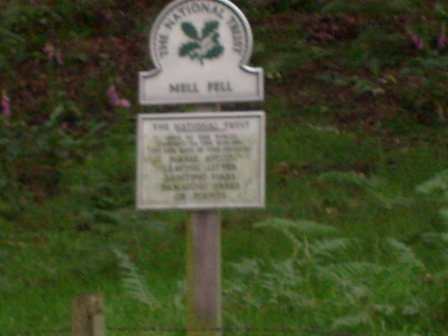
<box><xmin>187</xmin><ymin>210</ymin><xmax>221</xmax><ymax>335</ymax></box>
<box><xmin>185</xmin><ymin>105</ymin><xmax>221</xmax><ymax>336</ymax></box>
<box><xmin>137</xmin><ymin>1</ymin><xmax>265</xmax><ymax>334</ymax></box>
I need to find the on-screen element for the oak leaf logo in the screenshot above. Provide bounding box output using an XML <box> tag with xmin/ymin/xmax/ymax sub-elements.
<box><xmin>179</xmin><ymin>21</ymin><xmax>224</xmax><ymax>65</ymax></box>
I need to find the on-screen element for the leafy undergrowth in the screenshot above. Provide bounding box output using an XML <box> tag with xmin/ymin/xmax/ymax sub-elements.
<box><xmin>2</xmin><ymin>123</ymin><xmax>448</xmax><ymax>334</ymax></box>
<box><xmin>224</xmin><ymin>217</ymin><xmax>448</xmax><ymax>335</ymax></box>
<box><xmin>1</xmin><ymin>0</ymin><xmax>448</xmax><ymax>207</ymax></box>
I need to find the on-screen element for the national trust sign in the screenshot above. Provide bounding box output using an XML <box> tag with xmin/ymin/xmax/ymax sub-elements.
<box><xmin>139</xmin><ymin>0</ymin><xmax>264</xmax><ymax>105</ymax></box>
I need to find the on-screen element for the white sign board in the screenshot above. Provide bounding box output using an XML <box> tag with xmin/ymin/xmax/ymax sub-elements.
<box><xmin>139</xmin><ymin>0</ymin><xmax>263</xmax><ymax>105</ymax></box>
<box><xmin>136</xmin><ymin>111</ymin><xmax>265</xmax><ymax>209</ymax></box>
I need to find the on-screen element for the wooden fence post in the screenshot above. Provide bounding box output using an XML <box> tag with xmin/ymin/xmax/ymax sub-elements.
<box><xmin>71</xmin><ymin>294</ymin><xmax>106</xmax><ymax>336</ymax></box>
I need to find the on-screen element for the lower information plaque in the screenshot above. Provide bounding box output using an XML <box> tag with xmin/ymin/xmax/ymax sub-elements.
<box><xmin>136</xmin><ymin>111</ymin><xmax>265</xmax><ymax>210</ymax></box>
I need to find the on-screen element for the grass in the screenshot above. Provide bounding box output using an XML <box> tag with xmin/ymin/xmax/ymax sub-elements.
<box><xmin>2</xmin><ymin>120</ymin><xmax>448</xmax><ymax>335</ymax></box>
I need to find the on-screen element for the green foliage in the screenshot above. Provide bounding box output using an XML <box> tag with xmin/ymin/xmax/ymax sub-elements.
<box><xmin>340</xmin><ymin>25</ymin><xmax>408</xmax><ymax>75</ymax></box>
<box><xmin>400</xmin><ymin>57</ymin><xmax>448</xmax><ymax>127</ymax></box>
<box><xmin>225</xmin><ymin>217</ymin><xmax>445</xmax><ymax>334</ymax></box>
<box><xmin>0</xmin><ymin>0</ymin><xmax>130</xmax><ymax>218</ymax></box>
<box><xmin>321</xmin><ymin>0</ymin><xmax>426</xmax><ymax>15</ymax></box>
<box><xmin>416</xmin><ymin>169</ymin><xmax>448</xmax><ymax>201</ymax></box>
<box><xmin>411</xmin><ymin>171</ymin><xmax>448</xmax><ymax>264</ymax></box>
<box><xmin>112</xmin><ymin>247</ymin><xmax>188</xmax><ymax>330</ymax></box>
<box><xmin>386</xmin><ymin>237</ymin><xmax>425</xmax><ymax>269</ymax></box>
<box><xmin>415</xmin><ymin>170</ymin><xmax>448</xmax><ymax>234</ymax></box>
<box><xmin>318</xmin><ymin>171</ymin><xmax>411</xmax><ymax>209</ymax></box>
<box><xmin>114</xmin><ymin>249</ymin><xmax>158</xmax><ymax>308</ymax></box>
<box><xmin>0</xmin><ymin>116</ymin><xmax>99</xmax><ymax>218</ymax></box>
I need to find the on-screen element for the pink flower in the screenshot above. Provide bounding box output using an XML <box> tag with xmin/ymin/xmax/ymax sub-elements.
<box><xmin>407</xmin><ymin>31</ymin><xmax>424</xmax><ymax>50</ymax></box>
<box><xmin>107</xmin><ymin>86</ymin><xmax>131</xmax><ymax>108</ymax></box>
<box><xmin>43</xmin><ymin>43</ymin><xmax>63</xmax><ymax>65</ymax></box>
<box><xmin>29</xmin><ymin>0</ymin><xmax>38</xmax><ymax>5</ymax></box>
<box><xmin>438</xmin><ymin>26</ymin><xmax>446</xmax><ymax>49</ymax></box>
<box><xmin>55</xmin><ymin>51</ymin><xmax>63</xmax><ymax>65</ymax></box>
<box><xmin>43</xmin><ymin>43</ymin><xmax>55</xmax><ymax>59</ymax></box>
<box><xmin>107</xmin><ymin>85</ymin><xmax>120</xmax><ymax>105</ymax></box>
<box><xmin>118</xmin><ymin>99</ymin><xmax>131</xmax><ymax>107</ymax></box>
<box><xmin>2</xmin><ymin>93</ymin><xmax>11</xmax><ymax>123</ymax></box>
<box><xmin>102</xmin><ymin>11</ymin><xmax>112</xmax><ymax>22</ymax></box>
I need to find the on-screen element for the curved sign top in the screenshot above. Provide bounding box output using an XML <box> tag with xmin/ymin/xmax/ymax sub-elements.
<box><xmin>139</xmin><ymin>0</ymin><xmax>264</xmax><ymax>105</ymax></box>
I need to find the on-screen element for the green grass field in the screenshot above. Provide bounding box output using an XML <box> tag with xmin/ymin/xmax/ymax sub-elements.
<box><xmin>2</xmin><ymin>120</ymin><xmax>448</xmax><ymax>335</ymax></box>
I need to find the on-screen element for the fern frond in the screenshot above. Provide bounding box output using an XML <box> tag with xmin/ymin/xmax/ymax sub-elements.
<box><xmin>319</xmin><ymin>170</ymin><xmax>381</xmax><ymax>187</ymax></box>
<box><xmin>281</xmin><ymin>228</ymin><xmax>304</xmax><ymax>249</ymax></box>
<box><xmin>310</xmin><ymin>238</ymin><xmax>353</xmax><ymax>258</ymax></box>
<box><xmin>293</xmin><ymin>220</ymin><xmax>339</xmax><ymax>235</ymax></box>
<box><xmin>319</xmin><ymin>171</ymin><xmax>409</xmax><ymax>209</ymax></box>
<box><xmin>274</xmin><ymin>291</ymin><xmax>317</xmax><ymax>309</ymax></box>
<box><xmin>113</xmin><ymin>249</ymin><xmax>158</xmax><ymax>308</ymax></box>
<box><xmin>229</xmin><ymin>258</ymin><xmax>262</xmax><ymax>278</ymax></box>
<box><xmin>332</xmin><ymin>310</ymin><xmax>372</xmax><ymax>329</ymax></box>
<box><xmin>438</xmin><ymin>208</ymin><xmax>448</xmax><ymax>225</ymax></box>
<box><xmin>372</xmin><ymin>303</ymin><xmax>396</xmax><ymax>315</ymax></box>
<box><xmin>318</xmin><ymin>262</ymin><xmax>383</xmax><ymax>282</ymax></box>
<box><xmin>386</xmin><ymin>238</ymin><xmax>425</xmax><ymax>270</ymax></box>
<box><xmin>267</xmin><ymin>259</ymin><xmax>303</xmax><ymax>286</ymax></box>
<box><xmin>170</xmin><ymin>280</ymin><xmax>186</xmax><ymax>312</ymax></box>
<box><xmin>255</xmin><ymin>218</ymin><xmax>337</xmax><ymax>235</ymax></box>
<box><xmin>254</xmin><ymin>218</ymin><xmax>300</xmax><ymax>230</ymax></box>
<box><xmin>434</xmin><ymin>268</ymin><xmax>448</xmax><ymax>281</ymax></box>
<box><xmin>338</xmin><ymin>284</ymin><xmax>371</xmax><ymax>305</ymax></box>
<box><xmin>255</xmin><ymin>218</ymin><xmax>338</xmax><ymax>255</ymax></box>
<box><xmin>415</xmin><ymin>170</ymin><xmax>448</xmax><ymax>200</ymax></box>
<box><xmin>402</xmin><ymin>297</ymin><xmax>426</xmax><ymax>316</ymax></box>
